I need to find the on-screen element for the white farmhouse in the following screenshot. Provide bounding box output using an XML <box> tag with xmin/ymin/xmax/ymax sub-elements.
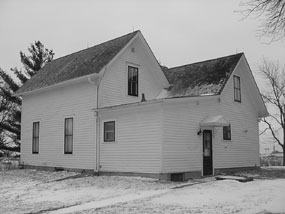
<box><xmin>15</xmin><ymin>31</ymin><xmax>268</xmax><ymax>180</ymax></box>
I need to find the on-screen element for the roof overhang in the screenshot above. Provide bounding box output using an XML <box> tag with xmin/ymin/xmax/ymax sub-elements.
<box><xmin>14</xmin><ymin>73</ymin><xmax>100</xmax><ymax>97</ymax></box>
<box><xmin>200</xmin><ymin>115</ymin><xmax>229</xmax><ymax>127</ymax></box>
<box><xmin>93</xmin><ymin>94</ymin><xmax>220</xmax><ymax>112</ymax></box>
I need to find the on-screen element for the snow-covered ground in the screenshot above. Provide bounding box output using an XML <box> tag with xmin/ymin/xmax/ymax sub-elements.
<box><xmin>0</xmin><ymin>169</ymin><xmax>177</xmax><ymax>214</ymax></box>
<box><xmin>1</xmin><ymin>169</ymin><xmax>285</xmax><ymax>214</ymax></box>
<box><xmin>262</xmin><ymin>166</ymin><xmax>285</xmax><ymax>170</ymax></box>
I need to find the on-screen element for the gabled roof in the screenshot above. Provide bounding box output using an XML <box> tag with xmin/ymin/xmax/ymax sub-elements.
<box><xmin>162</xmin><ymin>53</ymin><xmax>243</xmax><ymax>97</ymax></box>
<box><xmin>15</xmin><ymin>31</ymin><xmax>139</xmax><ymax>95</ymax></box>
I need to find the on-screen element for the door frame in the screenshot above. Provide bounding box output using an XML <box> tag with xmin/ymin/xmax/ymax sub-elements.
<box><xmin>202</xmin><ymin>129</ymin><xmax>213</xmax><ymax>176</ymax></box>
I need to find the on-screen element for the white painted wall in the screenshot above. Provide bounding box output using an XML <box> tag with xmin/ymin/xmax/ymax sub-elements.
<box><xmin>161</xmin><ymin>57</ymin><xmax>260</xmax><ymax>173</ymax></box>
<box><xmin>99</xmin><ymin>104</ymin><xmax>163</xmax><ymax>173</ymax></box>
<box><xmin>99</xmin><ymin>36</ymin><xmax>165</xmax><ymax>108</ymax></box>
<box><xmin>20</xmin><ymin>34</ymin><xmax>166</xmax><ymax>171</ymax></box>
<box><xmin>21</xmin><ymin>81</ymin><xmax>97</xmax><ymax>169</ymax></box>
<box><xmin>20</xmin><ymin>37</ymin><xmax>261</xmax><ymax>175</ymax></box>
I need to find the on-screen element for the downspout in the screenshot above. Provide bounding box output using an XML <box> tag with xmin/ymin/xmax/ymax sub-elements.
<box><xmin>88</xmin><ymin>75</ymin><xmax>101</xmax><ymax>174</ymax></box>
<box><xmin>95</xmin><ymin>80</ymin><xmax>100</xmax><ymax>173</ymax></box>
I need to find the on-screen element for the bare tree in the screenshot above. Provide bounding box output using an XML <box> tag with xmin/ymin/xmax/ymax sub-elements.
<box><xmin>260</xmin><ymin>59</ymin><xmax>285</xmax><ymax>165</ymax></box>
<box><xmin>241</xmin><ymin>0</ymin><xmax>285</xmax><ymax>41</ymax></box>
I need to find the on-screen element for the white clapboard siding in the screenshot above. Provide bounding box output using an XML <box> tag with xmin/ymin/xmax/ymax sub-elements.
<box><xmin>99</xmin><ymin>36</ymin><xmax>164</xmax><ymax>108</ymax></box>
<box><xmin>162</xmin><ymin>57</ymin><xmax>260</xmax><ymax>173</ymax></box>
<box><xmin>214</xmin><ymin>56</ymin><xmax>260</xmax><ymax>169</ymax></box>
<box><xmin>21</xmin><ymin>81</ymin><xmax>97</xmax><ymax>169</ymax></box>
<box><xmin>99</xmin><ymin>105</ymin><xmax>163</xmax><ymax>173</ymax></box>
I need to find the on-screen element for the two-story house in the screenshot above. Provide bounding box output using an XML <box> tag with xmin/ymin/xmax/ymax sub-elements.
<box><xmin>15</xmin><ymin>30</ymin><xmax>268</xmax><ymax>180</ymax></box>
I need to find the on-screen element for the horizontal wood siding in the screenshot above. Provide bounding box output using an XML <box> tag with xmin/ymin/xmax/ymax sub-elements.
<box><xmin>99</xmin><ymin>105</ymin><xmax>162</xmax><ymax>173</ymax></box>
<box><xmin>21</xmin><ymin>82</ymin><xmax>97</xmax><ymax>169</ymax></box>
<box><xmin>214</xmin><ymin>56</ymin><xmax>260</xmax><ymax>169</ymax></box>
<box><xmin>99</xmin><ymin>37</ymin><xmax>164</xmax><ymax>108</ymax></box>
<box><xmin>162</xmin><ymin>100</ymin><xmax>220</xmax><ymax>173</ymax></box>
<box><xmin>162</xmin><ymin>57</ymin><xmax>260</xmax><ymax>173</ymax></box>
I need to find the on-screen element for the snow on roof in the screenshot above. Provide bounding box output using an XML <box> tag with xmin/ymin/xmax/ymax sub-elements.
<box><xmin>162</xmin><ymin>53</ymin><xmax>243</xmax><ymax>97</ymax></box>
<box><xmin>200</xmin><ymin>115</ymin><xmax>229</xmax><ymax>127</ymax></box>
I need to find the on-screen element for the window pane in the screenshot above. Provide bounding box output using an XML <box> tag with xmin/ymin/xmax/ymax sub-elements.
<box><xmin>65</xmin><ymin>118</ymin><xmax>73</xmax><ymax>135</ymax></box>
<box><xmin>107</xmin><ymin>132</ymin><xmax>115</xmax><ymax>141</ymax></box>
<box><xmin>65</xmin><ymin>136</ymin><xmax>73</xmax><ymax>153</ymax></box>
<box><xmin>33</xmin><ymin>122</ymin><xmax>39</xmax><ymax>138</ymax></box>
<box><xmin>133</xmin><ymin>70</ymin><xmax>138</xmax><ymax>81</ymax></box>
<box><xmin>237</xmin><ymin>77</ymin><xmax>240</xmax><ymax>88</ymax></box>
<box><xmin>35</xmin><ymin>138</ymin><xmax>39</xmax><ymax>152</ymax></box>
<box><xmin>105</xmin><ymin>122</ymin><xmax>114</xmax><ymax>131</ymax></box>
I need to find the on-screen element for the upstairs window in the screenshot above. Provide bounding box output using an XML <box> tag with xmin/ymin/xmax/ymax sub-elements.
<box><xmin>128</xmin><ymin>66</ymin><xmax>138</xmax><ymax>96</ymax></box>
<box><xmin>32</xmin><ymin>122</ymin><xmax>39</xmax><ymax>154</ymax></box>
<box><xmin>223</xmin><ymin>124</ymin><xmax>231</xmax><ymax>140</ymax></box>
<box><xmin>234</xmin><ymin>75</ymin><xmax>241</xmax><ymax>102</ymax></box>
<box><xmin>64</xmin><ymin>118</ymin><xmax>73</xmax><ymax>154</ymax></box>
<box><xmin>104</xmin><ymin>121</ymin><xmax>115</xmax><ymax>142</ymax></box>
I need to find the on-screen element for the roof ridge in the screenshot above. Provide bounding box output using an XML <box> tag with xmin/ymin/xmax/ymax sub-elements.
<box><xmin>15</xmin><ymin>30</ymin><xmax>141</xmax><ymax>95</ymax></box>
<box><xmin>50</xmin><ymin>30</ymin><xmax>140</xmax><ymax>63</ymax></box>
<box><xmin>168</xmin><ymin>52</ymin><xmax>244</xmax><ymax>70</ymax></box>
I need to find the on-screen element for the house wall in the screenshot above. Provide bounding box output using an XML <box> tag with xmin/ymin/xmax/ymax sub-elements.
<box><xmin>20</xmin><ymin>36</ymin><xmax>166</xmax><ymax>171</ymax></box>
<box><xmin>99</xmin><ymin>36</ymin><xmax>165</xmax><ymax>108</ymax></box>
<box><xmin>161</xmin><ymin>57</ymin><xmax>260</xmax><ymax>174</ymax></box>
<box><xmin>21</xmin><ymin>81</ymin><xmax>97</xmax><ymax>169</ymax></box>
<box><xmin>99</xmin><ymin>104</ymin><xmax>163</xmax><ymax>173</ymax></box>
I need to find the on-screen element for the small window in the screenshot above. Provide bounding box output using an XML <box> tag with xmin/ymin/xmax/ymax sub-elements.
<box><xmin>128</xmin><ymin>66</ymin><xmax>138</xmax><ymax>96</ymax></box>
<box><xmin>104</xmin><ymin>121</ymin><xmax>115</xmax><ymax>142</ymax></box>
<box><xmin>32</xmin><ymin>122</ymin><xmax>39</xmax><ymax>154</ymax></box>
<box><xmin>223</xmin><ymin>124</ymin><xmax>231</xmax><ymax>140</ymax></box>
<box><xmin>234</xmin><ymin>75</ymin><xmax>241</xmax><ymax>102</ymax></box>
<box><xmin>64</xmin><ymin>118</ymin><xmax>73</xmax><ymax>154</ymax></box>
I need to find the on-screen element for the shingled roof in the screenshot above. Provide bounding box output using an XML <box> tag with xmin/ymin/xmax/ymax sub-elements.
<box><xmin>15</xmin><ymin>31</ymin><xmax>139</xmax><ymax>95</ymax></box>
<box><xmin>162</xmin><ymin>53</ymin><xmax>243</xmax><ymax>97</ymax></box>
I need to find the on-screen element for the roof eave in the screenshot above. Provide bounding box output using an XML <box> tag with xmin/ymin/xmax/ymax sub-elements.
<box><xmin>93</xmin><ymin>94</ymin><xmax>220</xmax><ymax>112</ymax></box>
<box><xmin>218</xmin><ymin>53</ymin><xmax>244</xmax><ymax>95</ymax></box>
<box><xmin>14</xmin><ymin>72</ymin><xmax>100</xmax><ymax>97</ymax></box>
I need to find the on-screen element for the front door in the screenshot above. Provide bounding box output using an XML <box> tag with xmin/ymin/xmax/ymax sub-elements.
<box><xmin>203</xmin><ymin>130</ymin><xmax>213</xmax><ymax>176</ymax></box>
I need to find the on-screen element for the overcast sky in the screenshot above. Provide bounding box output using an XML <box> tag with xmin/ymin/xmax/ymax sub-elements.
<box><xmin>0</xmin><ymin>0</ymin><xmax>284</xmax><ymax>152</ymax></box>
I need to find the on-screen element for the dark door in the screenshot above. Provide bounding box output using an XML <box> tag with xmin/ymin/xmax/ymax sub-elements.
<box><xmin>203</xmin><ymin>130</ymin><xmax>213</xmax><ymax>176</ymax></box>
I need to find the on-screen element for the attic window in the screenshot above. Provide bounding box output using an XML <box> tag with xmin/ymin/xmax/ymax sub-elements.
<box><xmin>234</xmin><ymin>75</ymin><xmax>241</xmax><ymax>102</ymax></box>
<box><xmin>128</xmin><ymin>66</ymin><xmax>138</xmax><ymax>96</ymax></box>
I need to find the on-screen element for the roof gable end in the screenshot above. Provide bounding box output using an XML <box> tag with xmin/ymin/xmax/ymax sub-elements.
<box><xmin>15</xmin><ymin>31</ymin><xmax>140</xmax><ymax>95</ymax></box>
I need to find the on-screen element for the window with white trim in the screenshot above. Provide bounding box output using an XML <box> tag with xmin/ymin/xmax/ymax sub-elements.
<box><xmin>64</xmin><ymin>118</ymin><xmax>73</xmax><ymax>154</ymax></box>
<box><xmin>104</xmin><ymin>121</ymin><xmax>115</xmax><ymax>142</ymax></box>
<box><xmin>223</xmin><ymin>124</ymin><xmax>231</xmax><ymax>140</ymax></box>
<box><xmin>234</xmin><ymin>75</ymin><xmax>241</xmax><ymax>102</ymax></box>
<box><xmin>32</xmin><ymin>122</ymin><xmax>39</xmax><ymax>154</ymax></box>
<box><xmin>128</xmin><ymin>66</ymin><xmax>138</xmax><ymax>96</ymax></box>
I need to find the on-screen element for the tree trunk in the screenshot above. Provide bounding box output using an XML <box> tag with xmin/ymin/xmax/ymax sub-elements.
<box><xmin>283</xmin><ymin>145</ymin><xmax>285</xmax><ymax>166</ymax></box>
